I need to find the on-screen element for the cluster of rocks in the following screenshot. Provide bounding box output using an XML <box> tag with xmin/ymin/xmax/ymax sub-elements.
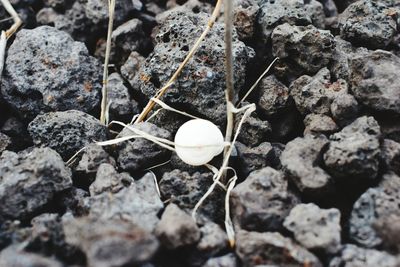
<box><xmin>0</xmin><ymin>0</ymin><xmax>400</xmax><ymax>266</ymax></box>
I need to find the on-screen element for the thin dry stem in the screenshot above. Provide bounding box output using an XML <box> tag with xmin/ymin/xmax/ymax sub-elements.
<box><xmin>0</xmin><ymin>0</ymin><xmax>22</xmax><ymax>38</ymax></box>
<box><xmin>100</xmin><ymin>0</ymin><xmax>116</xmax><ymax>125</ymax></box>
<box><xmin>134</xmin><ymin>0</ymin><xmax>223</xmax><ymax>123</ymax></box>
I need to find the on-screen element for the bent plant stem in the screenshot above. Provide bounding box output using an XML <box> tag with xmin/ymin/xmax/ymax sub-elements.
<box><xmin>100</xmin><ymin>0</ymin><xmax>116</xmax><ymax>125</ymax></box>
<box><xmin>222</xmin><ymin>0</ymin><xmax>234</xmax><ymax>183</ymax></box>
<box><xmin>134</xmin><ymin>0</ymin><xmax>223</xmax><ymax>123</ymax></box>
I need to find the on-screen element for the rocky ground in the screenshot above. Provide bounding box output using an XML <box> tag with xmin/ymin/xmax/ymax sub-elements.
<box><xmin>0</xmin><ymin>0</ymin><xmax>399</xmax><ymax>266</ymax></box>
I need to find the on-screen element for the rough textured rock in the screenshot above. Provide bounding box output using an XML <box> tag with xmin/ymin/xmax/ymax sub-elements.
<box><xmin>106</xmin><ymin>73</ymin><xmax>140</xmax><ymax>121</ymax></box>
<box><xmin>116</xmin><ymin>122</ymin><xmax>172</xmax><ymax>173</ymax></box>
<box><xmin>233</xmin><ymin>0</ymin><xmax>259</xmax><ymax>40</ymax></box>
<box><xmin>272</xmin><ymin>23</ymin><xmax>335</xmax><ymax>76</ymax></box>
<box><xmin>235</xmin><ymin>142</ymin><xmax>281</xmax><ymax>176</ymax></box>
<box><xmin>373</xmin><ymin>213</ymin><xmax>400</xmax><ymax>253</ymax></box>
<box><xmin>256</xmin><ymin>0</ymin><xmax>312</xmax><ymax>43</ymax></box>
<box><xmin>329</xmin><ymin>244</ymin><xmax>398</xmax><ymax>267</ymax></box>
<box><xmin>203</xmin><ymin>253</ymin><xmax>237</xmax><ymax>267</ymax></box>
<box><xmin>56</xmin><ymin>187</ymin><xmax>89</xmax><ymax>216</ymax></box>
<box><xmin>132</xmin><ymin>11</ymin><xmax>254</xmax><ymax>126</ymax></box>
<box><xmin>235</xmin><ymin>114</ymin><xmax>271</xmax><ymax>147</ymax></box>
<box><xmin>89</xmin><ymin>163</ymin><xmax>134</xmax><ymax>195</ymax></box>
<box><xmin>381</xmin><ymin>139</ymin><xmax>400</xmax><ymax>176</ymax></box>
<box><xmin>231</xmin><ymin>167</ymin><xmax>299</xmax><ymax>232</ymax></box>
<box><xmin>236</xmin><ymin>230</ymin><xmax>322</xmax><ymax>267</ymax></box>
<box><xmin>1</xmin><ymin>117</ymin><xmax>32</xmax><ymax>151</ymax></box>
<box><xmin>0</xmin><ymin>133</ymin><xmax>11</xmax><ymax>154</ymax></box>
<box><xmin>350</xmin><ymin>50</ymin><xmax>400</xmax><ymax>114</ymax></box>
<box><xmin>120</xmin><ymin>51</ymin><xmax>146</xmax><ymax>88</ymax></box>
<box><xmin>28</xmin><ymin>110</ymin><xmax>108</xmax><ymax>159</ymax></box>
<box><xmin>159</xmin><ymin>169</ymin><xmax>224</xmax><ymax>221</ymax></box>
<box><xmin>36</xmin><ymin>7</ymin><xmax>59</xmax><ymax>25</ymax></box>
<box><xmin>323</xmin><ymin>116</ymin><xmax>381</xmax><ymax>180</ymax></box>
<box><xmin>284</xmin><ymin>203</ymin><xmax>341</xmax><ymax>253</ymax></box>
<box><xmin>304</xmin><ymin>113</ymin><xmax>338</xmax><ymax>135</ymax></box>
<box><xmin>330</xmin><ymin>93</ymin><xmax>359</xmax><ymax>125</ymax></box>
<box><xmin>257</xmin><ymin>75</ymin><xmax>292</xmax><ymax>117</ymax></box>
<box><xmin>1</xmin><ymin>26</ymin><xmax>102</xmax><ymax>120</ymax></box>
<box><xmin>86</xmin><ymin>173</ymin><xmax>163</xmax><ymax>232</ymax></box>
<box><xmin>338</xmin><ymin>0</ymin><xmax>397</xmax><ymax>49</ymax></box>
<box><xmin>155</xmin><ymin>203</ymin><xmax>201</xmax><ymax>249</ymax></box>
<box><xmin>0</xmin><ymin>246</ymin><xmax>63</xmax><ymax>267</ymax></box>
<box><xmin>0</xmin><ymin>148</ymin><xmax>72</xmax><ymax>220</ymax></box>
<box><xmin>349</xmin><ymin>172</ymin><xmax>400</xmax><ymax>248</ymax></box>
<box><xmin>63</xmin><ymin>217</ymin><xmax>158</xmax><ymax>267</ymax></box>
<box><xmin>281</xmin><ymin>134</ymin><xmax>333</xmax><ymax>198</ymax></box>
<box><xmin>290</xmin><ymin>67</ymin><xmax>348</xmax><ymax>116</ymax></box>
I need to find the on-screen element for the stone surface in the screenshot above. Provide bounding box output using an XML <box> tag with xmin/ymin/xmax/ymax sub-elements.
<box><xmin>236</xmin><ymin>230</ymin><xmax>322</xmax><ymax>267</ymax></box>
<box><xmin>330</xmin><ymin>93</ymin><xmax>359</xmax><ymax>125</ymax></box>
<box><xmin>159</xmin><ymin>169</ymin><xmax>224</xmax><ymax>221</ymax></box>
<box><xmin>338</xmin><ymin>0</ymin><xmax>397</xmax><ymax>49</ymax></box>
<box><xmin>373</xmin><ymin>213</ymin><xmax>400</xmax><ymax>253</ymax></box>
<box><xmin>231</xmin><ymin>167</ymin><xmax>299</xmax><ymax>232</ymax></box>
<box><xmin>0</xmin><ymin>133</ymin><xmax>11</xmax><ymax>154</ymax></box>
<box><xmin>323</xmin><ymin>116</ymin><xmax>381</xmax><ymax>180</ymax></box>
<box><xmin>235</xmin><ymin>114</ymin><xmax>271</xmax><ymax>147</ymax></box>
<box><xmin>106</xmin><ymin>73</ymin><xmax>140</xmax><ymax>121</ymax></box>
<box><xmin>89</xmin><ymin>163</ymin><xmax>134</xmax><ymax>195</ymax></box>
<box><xmin>131</xmin><ymin>11</ymin><xmax>254</xmax><ymax>126</ymax></box>
<box><xmin>304</xmin><ymin>113</ymin><xmax>338</xmax><ymax>135</ymax></box>
<box><xmin>0</xmin><ymin>148</ymin><xmax>72</xmax><ymax>220</ymax></box>
<box><xmin>381</xmin><ymin>139</ymin><xmax>400</xmax><ymax>176</ymax></box>
<box><xmin>349</xmin><ymin>172</ymin><xmax>400</xmax><ymax>248</ymax></box>
<box><xmin>116</xmin><ymin>122</ymin><xmax>172</xmax><ymax>173</ymax></box>
<box><xmin>1</xmin><ymin>26</ymin><xmax>102</xmax><ymax>120</ymax></box>
<box><xmin>272</xmin><ymin>23</ymin><xmax>335</xmax><ymax>76</ymax></box>
<box><xmin>350</xmin><ymin>50</ymin><xmax>400</xmax><ymax>115</ymax></box>
<box><xmin>86</xmin><ymin>173</ymin><xmax>163</xmax><ymax>232</ymax></box>
<box><xmin>233</xmin><ymin>0</ymin><xmax>259</xmax><ymax>40</ymax></box>
<box><xmin>120</xmin><ymin>51</ymin><xmax>146</xmax><ymax>88</ymax></box>
<box><xmin>0</xmin><ymin>246</ymin><xmax>63</xmax><ymax>267</ymax></box>
<box><xmin>63</xmin><ymin>216</ymin><xmax>158</xmax><ymax>267</ymax></box>
<box><xmin>284</xmin><ymin>203</ymin><xmax>341</xmax><ymax>253</ymax></box>
<box><xmin>329</xmin><ymin>244</ymin><xmax>398</xmax><ymax>267</ymax></box>
<box><xmin>202</xmin><ymin>253</ymin><xmax>237</xmax><ymax>267</ymax></box>
<box><xmin>290</xmin><ymin>67</ymin><xmax>348</xmax><ymax>116</ymax></box>
<box><xmin>257</xmin><ymin>75</ymin><xmax>292</xmax><ymax>117</ymax></box>
<box><xmin>155</xmin><ymin>203</ymin><xmax>201</xmax><ymax>249</ymax></box>
<box><xmin>28</xmin><ymin>110</ymin><xmax>108</xmax><ymax>159</ymax></box>
<box><xmin>281</xmin><ymin>134</ymin><xmax>333</xmax><ymax>198</ymax></box>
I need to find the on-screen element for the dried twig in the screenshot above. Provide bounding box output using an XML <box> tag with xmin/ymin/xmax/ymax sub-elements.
<box><xmin>100</xmin><ymin>0</ymin><xmax>116</xmax><ymax>125</ymax></box>
<box><xmin>134</xmin><ymin>0</ymin><xmax>223</xmax><ymax>123</ymax></box>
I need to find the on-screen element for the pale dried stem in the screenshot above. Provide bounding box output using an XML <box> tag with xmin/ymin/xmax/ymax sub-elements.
<box><xmin>134</xmin><ymin>0</ymin><xmax>223</xmax><ymax>123</ymax></box>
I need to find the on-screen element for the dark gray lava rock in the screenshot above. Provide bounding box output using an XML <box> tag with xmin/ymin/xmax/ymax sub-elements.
<box><xmin>73</xmin><ymin>143</ymin><xmax>116</xmax><ymax>181</ymax></box>
<box><xmin>349</xmin><ymin>172</ymin><xmax>400</xmax><ymax>248</ymax></box>
<box><xmin>203</xmin><ymin>253</ymin><xmax>237</xmax><ymax>267</ymax></box>
<box><xmin>330</xmin><ymin>93</ymin><xmax>359</xmax><ymax>125</ymax></box>
<box><xmin>381</xmin><ymin>139</ymin><xmax>400</xmax><ymax>176</ymax></box>
<box><xmin>120</xmin><ymin>51</ymin><xmax>146</xmax><ymax>88</ymax></box>
<box><xmin>155</xmin><ymin>203</ymin><xmax>200</xmax><ymax>249</ymax></box>
<box><xmin>256</xmin><ymin>0</ymin><xmax>311</xmax><ymax>43</ymax></box>
<box><xmin>236</xmin><ymin>230</ymin><xmax>322</xmax><ymax>267</ymax></box>
<box><xmin>290</xmin><ymin>68</ymin><xmax>348</xmax><ymax>116</ymax></box>
<box><xmin>235</xmin><ymin>142</ymin><xmax>280</xmax><ymax>176</ymax></box>
<box><xmin>57</xmin><ymin>187</ymin><xmax>89</xmax><ymax>217</ymax></box>
<box><xmin>116</xmin><ymin>122</ymin><xmax>172</xmax><ymax>173</ymax></box>
<box><xmin>272</xmin><ymin>23</ymin><xmax>335</xmax><ymax>76</ymax></box>
<box><xmin>338</xmin><ymin>0</ymin><xmax>397</xmax><ymax>49</ymax></box>
<box><xmin>235</xmin><ymin>114</ymin><xmax>271</xmax><ymax>147</ymax></box>
<box><xmin>1</xmin><ymin>26</ymin><xmax>102</xmax><ymax>121</ymax></box>
<box><xmin>329</xmin><ymin>244</ymin><xmax>398</xmax><ymax>267</ymax></box>
<box><xmin>284</xmin><ymin>203</ymin><xmax>341</xmax><ymax>253</ymax></box>
<box><xmin>281</xmin><ymin>134</ymin><xmax>333</xmax><ymax>198</ymax></box>
<box><xmin>257</xmin><ymin>75</ymin><xmax>292</xmax><ymax>117</ymax></box>
<box><xmin>63</xmin><ymin>216</ymin><xmax>158</xmax><ymax>267</ymax></box>
<box><xmin>107</xmin><ymin>73</ymin><xmax>140</xmax><ymax>121</ymax></box>
<box><xmin>159</xmin><ymin>169</ymin><xmax>224</xmax><ymax>221</ymax></box>
<box><xmin>89</xmin><ymin>163</ymin><xmax>134</xmax><ymax>195</ymax></box>
<box><xmin>28</xmin><ymin>110</ymin><xmax>108</xmax><ymax>160</ymax></box>
<box><xmin>0</xmin><ymin>246</ymin><xmax>63</xmax><ymax>267</ymax></box>
<box><xmin>1</xmin><ymin>117</ymin><xmax>32</xmax><ymax>151</ymax></box>
<box><xmin>0</xmin><ymin>148</ymin><xmax>72</xmax><ymax>220</ymax></box>
<box><xmin>373</xmin><ymin>213</ymin><xmax>400</xmax><ymax>253</ymax></box>
<box><xmin>36</xmin><ymin>7</ymin><xmax>59</xmax><ymax>25</ymax></box>
<box><xmin>304</xmin><ymin>113</ymin><xmax>338</xmax><ymax>135</ymax></box>
<box><xmin>233</xmin><ymin>0</ymin><xmax>259</xmax><ymax>40</ymax></box>
<box><xmin>0</xmin><ymin>133</ymin><xmax>11</xmax><ymax>154</ymax></box>
<box><xmin>231</xmin><ymin>167</ymin><xmax>299</xmax><ymax>232</ymax></box>
<box><xmin>323</xmin><ymin>116</ymin><xmax>381</xmax><ymax>180</ymax></box>
<box><xmin>350</xmin><ymin>50</ymin><xmax>400</xmax><ymax>114</ymax></box>
<box><xmin>86</xmin><ymin>172</ymin><xmax>163</xmax><ymax>232</ymax></box>
<box><xmin>132</xmin><ymin>11</ymin><xmax>254</xmax><ymax>126</ymax></box>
